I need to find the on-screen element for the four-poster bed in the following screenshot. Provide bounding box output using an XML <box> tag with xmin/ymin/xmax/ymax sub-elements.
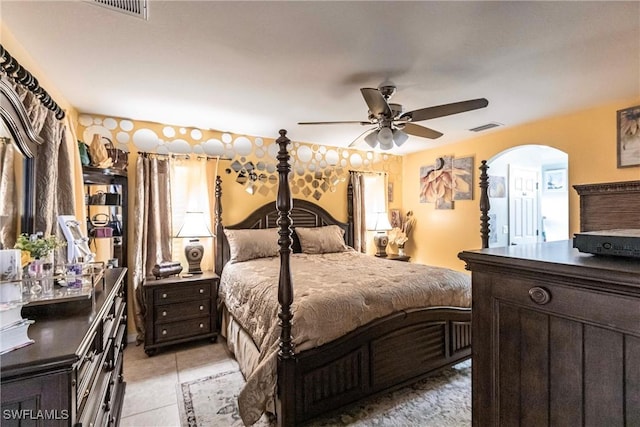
<box><xmin>214</xmin><ymin>130</ymin><xmax>476</xmax><ymax>426</ymax></box>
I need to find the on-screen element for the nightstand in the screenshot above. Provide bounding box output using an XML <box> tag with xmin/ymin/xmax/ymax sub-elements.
<box><xmin>386</xmin><ymin>254</ymin><xmax>411</xmax><ymax>262</ymax></box>
<box><xmin>143</xmin><ymin>271</ymin><xmax>218</xmax><ymax>356</ymax></box>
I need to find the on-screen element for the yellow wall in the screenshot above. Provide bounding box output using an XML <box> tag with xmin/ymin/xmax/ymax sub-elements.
<box><xmin>404</xmin><ymin>99</ymin><xmax>640</xmax><ymax>271</ymax></box>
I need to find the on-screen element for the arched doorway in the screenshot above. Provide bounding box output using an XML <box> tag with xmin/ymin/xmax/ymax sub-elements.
<box><xmin>487</xmin><ymin>145</ymin><xmax>568</xmax><ymax>247</ymax></box>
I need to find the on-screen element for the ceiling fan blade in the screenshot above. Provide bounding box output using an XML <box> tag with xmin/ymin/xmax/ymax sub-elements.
<box><xmin>348</xmin><ymin>128</ymin><xmax>377</xmax><ymax>148</ymax></box>
<box><xmin>400</xmin><ymin>98</ymin><xmax>488</xmax><ymax>122</ymax></box>
<box><xmin>298</xmin><ymin>120</ymin><xmax>371</xmax><ymax>125</ymax></box>
<box><xmin>360</xmin><ymin>88</ymin><xmax>392</xmax><ymax>117</ymax></box>
<box><xmin>403</xmin><ymin>123</ymin><xmax>443</xmax><ymax>139</ymax></box>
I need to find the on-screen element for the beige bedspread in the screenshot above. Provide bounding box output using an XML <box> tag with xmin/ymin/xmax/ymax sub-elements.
<box><xmin>219</xmin><ymin>250</ymin><xmax>471</xmax><ymax>425</ymax></box>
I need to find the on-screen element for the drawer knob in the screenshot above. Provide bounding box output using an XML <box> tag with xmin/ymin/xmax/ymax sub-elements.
<box><xmin>529</xmin><ymin>287</ymin><xmax>551</xmax><ymax>305</ymax></box>
<box><xmin>162</xmin><ymin>329</ymin><xmax>167</xmax><ymax>335</ymax></box>
<box><xmin>199</xmin><ymin>288</ymin><xmax>204</xmax><ymax>294</ymax></box>
<box><xmin>162</xmin><ymin>293</ymin><xmax>167</xmax><ymax>298</ymax></box>
<box><xmin>199</xmin><ymin>323</ymin><xmax>204</xmax><ymax>328</ymax></box>
<box><xmin>162</xmin><ymin>311</ymin><xmax>167</xmax><ymax>317</ymax></box>
<box><xmin>199</xmin><ymin>305</ymin><xmax>204</xmax><ymax>311</ymax></box>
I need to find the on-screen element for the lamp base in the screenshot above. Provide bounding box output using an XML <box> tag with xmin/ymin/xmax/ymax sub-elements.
<box><xmin>184</xmin><ymin>239</ymin><xmax>204</xmax><ymax>274</ymax></box>
<box><xmin>373</xmin><ymin>233</ymin><xmax>389</xmax><ymax>258</ymax></box>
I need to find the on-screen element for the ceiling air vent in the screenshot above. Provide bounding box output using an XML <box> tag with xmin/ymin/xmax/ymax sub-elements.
<box><xmin>469</xmin><ymin>122</ymin><xmax>502</xmax><ymax>132</ymax></box>
<box><xmin>88</xmin><ymin>0</ymin><xmax>148</xmax><ymax>20</ymax></box>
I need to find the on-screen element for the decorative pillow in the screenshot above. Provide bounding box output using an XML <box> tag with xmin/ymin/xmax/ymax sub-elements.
<box><xmin>224</xmin><ymin>228</ymin><xmax>279</xmax><ymax>263</ymax></box>
<box><xmin>295</xmin><ymin>225</ymin><xmax>348</xmax><ymax>254</ymax></box>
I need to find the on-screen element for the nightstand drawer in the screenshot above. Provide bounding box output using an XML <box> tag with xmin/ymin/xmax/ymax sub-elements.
<box><xmin>154</xmin><ymin>282</ymin><xmax>210</xmax><ymax>303</ymax></box>
<box><xmin>155</xmin><ymin>299</ymin><xmax>210</xmax><ymax>323</ymax></box>
<box><xmin>155</xmin><ymin>317</ymin><xmax>211</xmax><ymax>343</ymax></box>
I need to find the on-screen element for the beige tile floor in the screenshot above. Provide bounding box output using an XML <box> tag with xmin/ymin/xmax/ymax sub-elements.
<box><xmin>120</xmin><ymin>339</ymin><xmax>239</xmax><ymax>427</ymax></box>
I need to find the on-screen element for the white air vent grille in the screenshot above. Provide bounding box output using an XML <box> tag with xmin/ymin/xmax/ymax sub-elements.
<box><xmin>89</xmin><ymin>0</ymin><xmax>148</xmax><ymax>20</ymax></box>
<box><xmin>469</xmin><ymin>122</ymin><xmax>502</xmax><ymax>132</ymax></box>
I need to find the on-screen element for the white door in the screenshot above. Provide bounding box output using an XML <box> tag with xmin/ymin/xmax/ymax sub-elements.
<box><xmin>509</xmin><ymin>166</ymin><xmax>539</xmax><ymax>245</ymax></box>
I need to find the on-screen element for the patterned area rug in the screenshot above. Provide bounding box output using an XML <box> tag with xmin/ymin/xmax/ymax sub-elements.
<box><xmin>178</xmin><ymin>360</ymin><xmax>471</xmax><ymax>427</ymax></box>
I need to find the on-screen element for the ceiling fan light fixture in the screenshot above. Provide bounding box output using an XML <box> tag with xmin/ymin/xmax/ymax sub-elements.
<box><xmin>392</xmin><ymin>129</ymin><xmax>409</xmax><ymax>147</ymax></box>
<box><xmin>377</xmin><ymin>127</ymin><xmax>394</xmax><ymax>149</ymax></box>
<box><xmin>364</xmin><ymin>131</ymin><xmax>379</xmax><ymax>148</ymax></box>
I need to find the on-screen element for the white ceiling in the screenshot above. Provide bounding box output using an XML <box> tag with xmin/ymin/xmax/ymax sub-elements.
<box><xmin>2</xmin><ymin>1</ymin><xmax>639</xmax><ymax>155</ymax></box>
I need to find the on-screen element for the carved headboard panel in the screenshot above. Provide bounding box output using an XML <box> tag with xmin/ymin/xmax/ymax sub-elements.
<box><xmin>573</xmin><ymin>180</ymin><xmax>640</xmax><ymax>231</ymax></box>
<box><xmin>215</xmin><ymin>198</ymin><xmax>351</xmax><ymax>275</ymax></box>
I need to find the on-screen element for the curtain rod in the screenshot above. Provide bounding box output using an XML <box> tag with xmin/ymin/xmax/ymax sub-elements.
<box><xmin>0</xmin><ymin>44</ymin><xmax>65</xmax><ymax>120</ymax></box>
<box><xmin>349</xmin><ymin>170</ymin><xmax>386</xmax><ymax>176</ymax></box>
<box><xmin>137</xmin><ymin>151</ymin><xmax>232</xmax><ymax>161</ymax></box>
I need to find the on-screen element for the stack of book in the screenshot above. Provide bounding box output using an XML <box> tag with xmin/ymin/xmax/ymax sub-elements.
<box><xmin>0</xmin><ymin>302</ymin><xmax>34</xmax><ymax>354</ymax></box>
<box><xmin>1</xmin><ymin>249</ymin><xmax>34</xmax><ymax>354</ymax></box>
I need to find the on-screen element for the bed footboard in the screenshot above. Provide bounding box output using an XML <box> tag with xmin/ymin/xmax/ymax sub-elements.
<box><xmin>288</xmin><ymin>307</ymin><xmax>471</xmax><ymax>424</ymax></box>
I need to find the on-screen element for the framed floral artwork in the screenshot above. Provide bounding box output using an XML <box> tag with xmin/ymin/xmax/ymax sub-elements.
<box><xmin>617</xmin><ymin>105</ymin><xmax>640</xmax><ymax>168</ymax></box>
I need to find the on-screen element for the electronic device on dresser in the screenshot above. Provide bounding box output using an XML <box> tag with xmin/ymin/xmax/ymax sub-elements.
<box><xmin>459</xmin><ymin>180</ymin><xmax>640</xmax><ymax>426</ymax></box>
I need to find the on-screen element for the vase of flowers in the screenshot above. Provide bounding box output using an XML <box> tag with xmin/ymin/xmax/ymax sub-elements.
<box><xmin>388</xmin><ymin>211</ymin><xmax>416</xmax><ymax>256</ymax></box>
<box><xmin>14</xmin><ymin>232</ymin><xmax>65</xmax><ymax>296</ymax></box>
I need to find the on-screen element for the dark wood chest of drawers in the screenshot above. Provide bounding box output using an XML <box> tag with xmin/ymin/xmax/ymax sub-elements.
<box><xmin>1</xmin><ymin>268</ymin><xmax>128</xmax><ymax>427</ymax></box>
<box><xmin>143</xmin><ymin>272</ymin><xmax>218</xmax><ymax>356</ymax></box>
<box><xmin>459</xmin><ymin>241</ymin><xmax>640</xmax><ymax>426</ymax></box>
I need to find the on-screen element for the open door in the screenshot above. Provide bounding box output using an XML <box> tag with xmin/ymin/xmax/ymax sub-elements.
<box><xmin>508</xmin><ymin>165</ymin><xmax>540</xmax><ymax>245</ymax></box>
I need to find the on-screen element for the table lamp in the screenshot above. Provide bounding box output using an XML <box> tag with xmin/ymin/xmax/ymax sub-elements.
<box><xmin>368</xmin><ymin>212</ymin><xmax>393</xmax><ymax>257</ymax></box>
<box><xmin>176</xmin><ymin>211</ymin><xmax>213</xmax><ymax>274</ymax></box>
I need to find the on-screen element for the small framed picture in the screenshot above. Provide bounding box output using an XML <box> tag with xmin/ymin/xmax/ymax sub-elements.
<box><xmin>617</xmin><ymin>105</ymin><xmax>640</xmax><ymax>168</ymax></box>
<box><xmin>389</xmin><ymin>209</ymin><xmax>401</xmax><ymax>229</ymax></box>
<box><xmin>543</xmin><ymin>168</ymin><xmax>567</xmax><ymax>192</ymax></box>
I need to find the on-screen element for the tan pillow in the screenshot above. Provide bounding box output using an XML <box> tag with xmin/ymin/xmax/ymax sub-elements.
<box><xmin>295</xmin><ymin>225</ymin><xmax>347</xmax><ymax>254</ymax></box>
<box><xmin>224</xmin><ymin>228</ymin><xmax>279</xmax><ymax>263</ymax></box>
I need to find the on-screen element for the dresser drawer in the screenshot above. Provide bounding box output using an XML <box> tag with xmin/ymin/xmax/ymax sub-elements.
<box><xmin>154</xmin><ymin>282</ymin><xmax>210</xmax><ymax>303</ymax></box>
<box><xmin>155</xmin><ymin>317</ymin><xmax>211</xmax><ymax>343</ymax></box>
<box><xmin>155</xmin><ymin>299</ymin><xmax>210</xmax><ymax>323</ymax></box>
<box><xmin>495</xmin><ymin>275</ymin><xmax>640</xmax><ymax>335</ymax></box>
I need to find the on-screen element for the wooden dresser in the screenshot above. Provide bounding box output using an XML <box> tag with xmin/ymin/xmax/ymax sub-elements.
<box><xmin>1</xmin><ymin>268</ymin><xmax>127</xmax><ymax>427</ymax></box>
<box><xmin>459</xmin><ymin>180</ymin><xmax>640</xmax><ymax>426</ymax></box>
<box><xmin>143</xmin><ymin>272</ymin><xmax>218</xmax><ymax>356</ymax></box>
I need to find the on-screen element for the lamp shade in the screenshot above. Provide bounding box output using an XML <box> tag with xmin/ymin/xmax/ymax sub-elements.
<box><xmin>392</xmin><ymin>129</ymin><xmax>409</xmax><ymax>147</ymax></box>
<box><xmin>176</xmin><ymin>212</ymin><xmax>213</xmax><ymax>238</ymax></box>
<box><xmin>377</xmin><ymin>127</ymin><xmax>394</xmax><ymax>150</ymax></box>
<box><xmin>364</xmin><ymin>131</ymin><xmax>379</xmax><ymax>148</ymax></box>
<box><xmin>367</xmin><ymin>212</ymin><xmax>393</xmax><ymax>232</ymax></box>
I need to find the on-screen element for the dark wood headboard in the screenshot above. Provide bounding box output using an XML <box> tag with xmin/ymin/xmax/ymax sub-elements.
<box><xmin>214</xmin><ymin>183</ymin><xmax>352</xmax><ymax>275</ymax></box>
<box><xmin>573</xmin><ymin>180</ymin><xmax>640</xmax><ymax>231</ymax></box>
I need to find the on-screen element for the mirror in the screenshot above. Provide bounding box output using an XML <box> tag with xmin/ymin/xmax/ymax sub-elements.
<box><xmin>0</xmin><ymin>75</ymin><xmax>44</xmax><ymax>248</ymax></box>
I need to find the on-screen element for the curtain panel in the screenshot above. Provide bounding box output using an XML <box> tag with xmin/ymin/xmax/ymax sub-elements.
<box><xmin>131</xmin><ymin>156</ymin><xmax>173</xmax><ymax>343</ymax></box>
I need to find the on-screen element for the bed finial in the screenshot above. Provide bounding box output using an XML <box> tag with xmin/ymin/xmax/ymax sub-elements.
<box><xmin>479</xmin><ymin>160</ymin><xmax>490</xmax><ymax>249</ymax></box>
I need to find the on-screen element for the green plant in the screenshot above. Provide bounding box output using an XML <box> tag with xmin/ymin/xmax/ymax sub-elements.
<box><xmin>14</xmin><ymin>233</ymin><xmax>66</xmax><ymax>260</ymax></box>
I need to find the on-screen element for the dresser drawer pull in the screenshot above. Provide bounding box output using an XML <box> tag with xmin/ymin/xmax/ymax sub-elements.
<box><xmin>199</xmin><ymin>305</ymin><xmax>204</xmax><ymax>311</ymax></box>
<box><xmin>162</xmin><ymin>310</ymin><xmax>167</xmax><ymax>317</ymax></box>
<box><xmin>162</xmin><ymin>329</ymin><xmax>167</xmax><ymax>335</ymax></box>
<box><xmin>529</xmin><ymin>287</ymin><xmax>551</xmax><ymax>305</ymax></box>
<box><xmin>199</xmin><ymin>288</ymin><xmax>204</xmax><ymax>294</ymax></box>
<box><xmin>199</xmin><ymin>323</ymin><xmax>204</xmax><ymax>328</ymax></box>
<box><xmin>162</xmin><ymin>293</ymin><xmax>167</xmax><ymax>299</ymax></box>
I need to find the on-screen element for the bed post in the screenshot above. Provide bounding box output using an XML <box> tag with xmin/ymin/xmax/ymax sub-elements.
<box><xmin>214</xmin><ymin>175</ymin><xmax>224</xmax><ymax>275</ymax></box>
<box><xmin>275</xmin><ymin>129</ymin><xmax>296</xmax><ymax>427</ymax></box>
<box><xmin>479</xmin><ymin>160</ymin><xmax>490</xmax><ymax>249</ymax></box>
<box><xmin>347</xmin><ymin>177</ymin><xmax>354</xmax><ymax>248</ymax></box>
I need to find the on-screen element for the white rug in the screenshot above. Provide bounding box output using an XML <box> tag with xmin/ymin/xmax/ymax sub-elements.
<box><xmin>178</xmin><ymin>360</ymin><xmax>471</xmax><ymax>426</ymax></box>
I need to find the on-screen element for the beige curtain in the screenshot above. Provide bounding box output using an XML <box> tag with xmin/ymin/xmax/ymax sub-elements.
<box><xmin>9</xmin><ymin>81</ymin><xmax>72</xmax><ymax>238</ymax></box>
<box><xmin>131</xmin><ymin>155</ymin><xmax>173</xmax><ymax>344</ymax></box>
<box><xmin>349</xmin><ymin>171</ymin><xmax>367</xmax><ymax>252</ymax></box>
<box><xmin>0</xmin><ymin>139</ymin><xmax>17</xmax><ymax>248</ymax></box>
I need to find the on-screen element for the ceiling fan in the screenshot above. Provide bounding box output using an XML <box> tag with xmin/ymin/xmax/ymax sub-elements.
<box><xmin>298</xmin><ymin>82</ymin><xmax>489</xmax><ymax>150</ymax></box>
